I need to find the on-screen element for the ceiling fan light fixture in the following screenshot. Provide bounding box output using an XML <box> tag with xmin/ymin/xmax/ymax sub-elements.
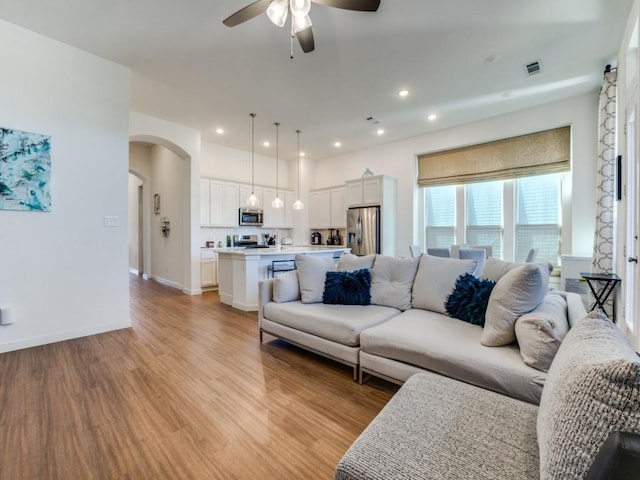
<box><xmin>290</xmin><ymin>0</ymin><xmax>311</xmax><ymax>17</ymax></box>
<box><xmin>267</xmin><ymin>0</ymin><xmax>289</xmax><ymax>27</ymax></box>
<box><xmin>292</xmin><ymin>13</ymin><xmax>312</xmax><ymax>33</ymax></box>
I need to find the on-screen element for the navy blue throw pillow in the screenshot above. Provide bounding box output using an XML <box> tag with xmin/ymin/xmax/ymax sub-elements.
<box><xmin>323</xmin><ymin>268</ymin><xmax>371</xmax><ymax>305</ymax></box>
<box><xmin>445</xmin><ymin>273</ymin><xmax>496</xmax><ymax>326</ymax></box>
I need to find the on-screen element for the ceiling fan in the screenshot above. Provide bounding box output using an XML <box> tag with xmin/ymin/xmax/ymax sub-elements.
<box><xmin>223</xmin><ymin>0</ymin><xmax>381</xmax><ymax>55</ymax></box>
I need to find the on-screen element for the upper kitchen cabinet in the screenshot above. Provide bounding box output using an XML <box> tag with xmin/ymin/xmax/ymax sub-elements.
<box><xmin>263</xmin><ymin>187</ymin><xmax>295</xmax><ymax>228</ymax></box>
<box><xmin>239</xmin><ymin>184</ymin><xmax>263</xmax><ymax>209</ymax></box>
<box><xmin>201</xmin><ymin>179</ymin><xmax>239</xmax><ymax>227</ymax></box>
<box><xmin>309</xmin><ymin>186</ymin><xmax>346</xmax><ymax>229</ymax></box>
<box><xmin>346</xmin><ymin>175</ymin><xmax>396</xmax><ymax>208</ymax></box>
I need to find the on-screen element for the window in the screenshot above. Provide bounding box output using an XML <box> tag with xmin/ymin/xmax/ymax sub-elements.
<box><xmin>515</xmin><ymin>174</ymin><xmax>561</xmax><ymax>265</ymax></box>
<box><xmin>466</xmin><ymin>181</ymin><xmax>503</xmax><ymax>259</ymax></box>
<box><xmin>425</xmin><ymin>185</ymin><xmax>455</xmax><ymax>248</ymax></box>
<box><xmin>423</xmin><ymin>174</ymin><xmax>562</xmax><ymax>265</ymax></box>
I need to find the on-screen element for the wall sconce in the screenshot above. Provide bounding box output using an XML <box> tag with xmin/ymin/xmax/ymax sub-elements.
<box><xmin>161</xmin><ymin>217</ymin><xmax>170</xmax><ymax>237</ymax></box>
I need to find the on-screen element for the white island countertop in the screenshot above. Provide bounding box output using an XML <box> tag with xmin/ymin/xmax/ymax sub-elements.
<box><xmin>217</xmin><ymin>246</ymin><xmax>350</xmax><ymax>311</ymax></box>
<box><xmin>216</xmin><ymin>245</ymin><xmax>348</xmax><ymax>256</ymax></box>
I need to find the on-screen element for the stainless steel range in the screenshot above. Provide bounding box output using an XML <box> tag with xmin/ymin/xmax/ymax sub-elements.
<box><xmin>232</xmin><ymin>234</ymin><xmax>269</xmax><ymax>248</ymax></box>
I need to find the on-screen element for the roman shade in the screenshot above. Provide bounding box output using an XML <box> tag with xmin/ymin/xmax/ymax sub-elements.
<box><xmin>417</xmin><ymin>126</ymin><xmax>570</xmax><ymax>187</ymax></box>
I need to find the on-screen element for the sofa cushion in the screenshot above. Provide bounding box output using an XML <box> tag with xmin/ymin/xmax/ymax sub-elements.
<box><xmin>272</xmin><ymin>270</ymin><xmax>300</xmax><ymax>303</ymax></box>
<box><xmin>323</xmin><ymin>269</ymin><xmax>371</xmax><ymax>305</ymax></box>
<box><xmin>337</xmin><ymin>253</ymin><xmax>375</xmax><ymax>272</ymax></box>
<box><xmin>360</xmin><ymin>309</ymin><xmax>546</xmax><ymax>404</ymax></box>
<box><xmin>370</xmin><ymin>255</ymin><xmax>420</xmax><ymax>311</ymax></box>
<box><xmin>481</xmin><ymin>264</ymin><xmax>549</xmax><ymax>347</ymax></box>
<box><xmin>263</xmin><ymin>301</ymin><xmax>399</xmax><ymax>346</ymax></box>
<box><xmin>335</xmin><ymin>371</ymin><xmax>540</xmax><ymax>480</ymax></box>
<box><xmin>537</xmin><ymin>311</ymin><xmax>640</xmax><ymax>480</ymax></box>
<box><xmin>295</xmin><ymin>254</ymin><xmax>335</xmax><ymax>304</ymax></box>
<box><xmin>445</xmin><ymin>273</ymin><xmax>496</xmax><ymax>326</ymax></box>
<box><xmin>412</xmin><ymin>254</ymin><xmax>477</xmax><ymax>314</ymax></box>
<box><xmin>515</xmin><ymin>291</ymin><xmax>569</xmax><ymax>372</ymax></box>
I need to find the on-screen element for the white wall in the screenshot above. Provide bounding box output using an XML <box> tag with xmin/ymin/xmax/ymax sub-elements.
<box><xmin>128</xmin><ymin>173</ymin><xmax>143</xmax><ymax>271</ymax></box>
<box><xmin>201</xmin><ymin>142</ymin><xmax>291</xmax><ymax>189</ymax></box>
<box><xmin>313</xmin><ymin>93</ymin><xmax>599</xmax><ymax>258</ymax></box>
<box><xmin>149</xmin><ymin>144</ymin><xmax>186</xmax><ymax>288</ymax></box>
<box><xmin>0</xmin><ymin>19</ymin><xmax>131</xmax><ymax>353</ymax></box>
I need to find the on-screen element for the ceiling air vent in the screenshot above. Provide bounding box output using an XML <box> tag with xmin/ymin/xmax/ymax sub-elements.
<box><xmin>524</xmin><ymin>60</ymin><xmax>542</xmax><ymax>76</ymax></box>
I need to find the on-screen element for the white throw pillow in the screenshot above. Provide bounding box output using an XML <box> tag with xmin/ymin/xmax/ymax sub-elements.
<box><xmin>515</xmin><ymin>291</ymin><xmax>569</xmax><ymax>372</ymax></box>
<box><xmin>370</xmin><ymin>255</ymin><xmax>420</xmax><ymax>311</ymax></box>
<box><xmin>412</xmin><ymin>254</ymin><xmax>477</xmax><ymax>314</ymax></box>
<box><xmin>481</xmin><ymin>264</ymin><xmax>549</xmax><ymax>347</ymax></box>
<box><xmin>272</xmin><ymin>270</ymin><xmax>300</xmax><ymax>303</ymax></box>
<box><xmin>295</xmin><ymin>254</ymin><xmax>336</xmax><ymax>304</ymax></box>
<box><xmin>337</xmin><ymin>253</ymin><xmax>375</xmax><ymax>272</ymax></box>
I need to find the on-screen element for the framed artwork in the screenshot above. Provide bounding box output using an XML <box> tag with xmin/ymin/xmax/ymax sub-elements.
<box><xmin>0</xmin><ymin>127</ymin><xmax>51</xmax><ymax>211</ymax></box>
<box><xmin>154</xmin><ymin>193</ymin><xmax>160</xmax><ymax>214</ymax></box>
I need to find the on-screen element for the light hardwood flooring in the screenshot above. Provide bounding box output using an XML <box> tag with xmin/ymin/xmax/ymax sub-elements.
<box><xmin>0</xmin><ymin>274</ymin><xmax>396</xmax><ymax>479</ymax></box>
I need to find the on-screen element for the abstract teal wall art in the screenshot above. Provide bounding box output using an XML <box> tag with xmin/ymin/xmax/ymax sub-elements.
<box><xmin>0</xmin><ymin>127</ymin><xmax>51</xmax><ymax>212</ymax></box>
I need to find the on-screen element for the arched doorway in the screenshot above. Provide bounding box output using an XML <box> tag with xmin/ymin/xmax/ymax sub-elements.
<box><xmin>129</xmin><ymin>136</ymin><xmax>193</xmax><ymax>292</ymax></box>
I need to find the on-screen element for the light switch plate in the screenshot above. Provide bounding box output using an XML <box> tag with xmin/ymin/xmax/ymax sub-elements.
<box><xmin>104</xmin><ymin>216</ymin><xmax>120</xmax><ymax>227</ymax></box>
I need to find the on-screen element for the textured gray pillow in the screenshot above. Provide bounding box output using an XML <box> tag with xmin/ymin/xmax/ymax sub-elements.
<box><xmin>537</xmin><ymin>311</ymin><xmax>640</xmax><ymax>479</ymax></box>
<box><xmin>481</xmin><ymin>264</ymin><xmax>548</xmax><ymax>347</ymax></box>
<box><xmin>295</xmin><ymin>254</ymin><xmax>335</xmax><ymax>304</ymax></box>
<box><xmin>412</xmin><ymin>254</ymin><xmax>477</xmax><ymax>314</ymax></box>
<box><xmin>514</xmin><ymin>291</ymin><xmax>569</xmax><ymax>372</ymax></box>
<box><xmin>272</xmin><ymin>270</ymin><xmax>300</xmax><ymax>303</ymax></box>
<box><xmin>337</xmin><ymin>253</ymin><xmax>375</xmax><ymax>272</ymax></box>
<box><xmin>370</xmin><ymin>255</ymin><xmax>420</xmax><ymax>311</ymax></box>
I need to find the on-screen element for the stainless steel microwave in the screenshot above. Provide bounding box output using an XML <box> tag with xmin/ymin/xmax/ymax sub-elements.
<box><xmin>239</xmin><ymin>208</ymin><xmax>263</xmax><ymax>226</ymax></box>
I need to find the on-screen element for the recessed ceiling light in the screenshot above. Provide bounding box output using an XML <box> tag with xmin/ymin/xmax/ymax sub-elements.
<box><xmin>215</xmin><ymin>128</ymin><xmax>224</xmax><ymax>134</ymax></box>
<box><xmin>263</xmin><ymin>141</ymin><xmax>270</xmax><ymax>147</ymax></box>
<box><xmin>376</xmin><ymin>128</ymin><xmax>385</xmax><ymax>135</ymax></box>
<box><xmin>334</xmin><ymin>141</ymin><xmax>342</xmax><ymax>148</ymax></box>
<box><xmin>484</xmin><ymin>54</ymin><xmax>502</xmax><ymax>64</ymax></box>
<box><xmin>398</xmin><ymin>89</ymin><xmax>409</xmax><ymax>98</ymax></box>
<box><xmin>300</xmin><ymin>152</ymin><xmax>306</xmax><ymax>157</ymax></box>
<box><xmin>427</xmin><ymin>114</ymin><xmax>438</xmax><ymax>122</ymax></box>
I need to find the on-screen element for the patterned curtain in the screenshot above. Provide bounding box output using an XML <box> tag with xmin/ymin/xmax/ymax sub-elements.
<box><xmin>591</xmin><ymin>69</ymin><xmax>618</xmax><ymax>316</ymax></box>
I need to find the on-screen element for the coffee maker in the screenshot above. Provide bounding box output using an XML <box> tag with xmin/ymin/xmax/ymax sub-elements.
<box><xmin>311</xmin><ymin>232</ymin><xmax>322</xmax><ymax>245</ymax></box>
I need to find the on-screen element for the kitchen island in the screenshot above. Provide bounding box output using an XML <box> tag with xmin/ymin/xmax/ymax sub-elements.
<box><xmin>218</xmin><ymin>246</ymin><xmax>349</xmax><ymax>311</ymax></box>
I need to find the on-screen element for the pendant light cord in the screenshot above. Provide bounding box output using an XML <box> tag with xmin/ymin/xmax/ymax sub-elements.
<box><xmin>296</xmin><ymin>129</ymin><xmax>301</xmax><ymax>196</ymax></box>
<box><xmin>275</xmin><ymin>122</ymin><xmax>280</xmax><ymax>198</ymax></box>
<box><xmin>250</xmin><ymin>113</ymin><xmax>256</xmax><ymax>195</ymax></box>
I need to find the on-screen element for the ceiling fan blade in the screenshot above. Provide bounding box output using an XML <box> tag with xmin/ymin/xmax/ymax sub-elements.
<box><xmin>297</xmin><ymin>26</ymin><xmax>315</xmax><ymax>53</ymax></box>
<box><xmin>311</xmin><ymin>0</ymin><xmax>380</xmax><ymax>12</ymax></box>
<box><xmin>223</xmin><ymin>0</ymin><xmax>272</xmax><ymax>27</ymax></box>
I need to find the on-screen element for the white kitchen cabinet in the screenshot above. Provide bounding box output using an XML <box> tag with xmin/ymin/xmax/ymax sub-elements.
<box><xmin>263</xmin><ymin>187</ymin><xmax>285</xmax><ymax>228</ymax></box>
<box><xmin>200</xmin><ymin>179</ymin><xmax>210</xmax><ymax>226</ymax></box>
<box><xmin>330</xmin><ymin>187</ymin><xmax>346</xmax><ymax>228</ymax></box>
<box><xmin>309</xmin><ymin>187</ymin><xmax>346</xmax><ymax>229</ymax></box>
<box><xmin>346</xmin><ymin>176</ymin><xmax>386</xmax><ymax>207</ymax></box>
<box><xmin>284</xmin><ymin>191</ymin><xmax>295</xmax><ymax>228</ymax></box>
<box><xmin>201</xmin><ymin>250</ymin><xmax>218</xmax><ymax>288</ymax></box>
<box><xmin>309</xmin><ymin>190</ymin><xmax>331</xmax><ymax>228</ymax></box>
<box><xmin>239</xmin><ymin>184</ymin><xmax>263</xmax><ymax>208</ymax></box>
<box><xmin>210</xmin><ymin>180</ymin><xmax>239</xmax><ymax>227</ymax></box>
<box><xmin>200</xmin><ymin>179</ymin><xmax>239</xmax><ymax>227</ymax></box>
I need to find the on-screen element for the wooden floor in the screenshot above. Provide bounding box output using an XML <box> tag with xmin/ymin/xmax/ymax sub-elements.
<box><xmin>0</xmin><ymin>274</ymin><xmax>396</xmax><ymax>479</ymax></box>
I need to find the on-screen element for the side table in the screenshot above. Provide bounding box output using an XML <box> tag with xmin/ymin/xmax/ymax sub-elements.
<box><xmin>579</xmin><ymin>272</ymin><xmax>621</xmax><ymax>319</ymax></box>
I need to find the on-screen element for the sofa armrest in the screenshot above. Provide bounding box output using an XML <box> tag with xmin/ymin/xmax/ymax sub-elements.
<box><xmin>585</xmin><ymin>432</ymin><xmax>640</xmax><ymax>480</ymax></box>
<box><xmin>258</xmin><ymin>279</ymin><xmax>274</xmax><ymax>325</ymax></box>
<box><xmin>557</xmin><ymin>291</ymin><xmax>588</xmax><ymax>328</ymax></box>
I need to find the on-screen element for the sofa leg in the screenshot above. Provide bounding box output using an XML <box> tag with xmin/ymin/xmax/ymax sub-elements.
<box><xmin>358</xmin><ymin>368</ymin><xmax>363</xmax><ymax>384</ymax></box>
<box><xmin>259</xmin><ymin>329</ymin><xmax>263</xmax><ymax>343</ymax></box>
<box><xmin>353</xmin><ymin>366</ymin><xmax>359</xmax><ymax>382</ymax></box>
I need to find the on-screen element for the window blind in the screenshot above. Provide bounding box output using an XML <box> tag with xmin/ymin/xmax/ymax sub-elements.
<box><xmin>417</xmin><ymin>126</ymin><xmax>570</xmax><ymax>187</ymax></box>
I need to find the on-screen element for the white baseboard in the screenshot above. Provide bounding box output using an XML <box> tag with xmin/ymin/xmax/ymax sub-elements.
<box><xmin>129</xmin><ymin>268</ymin><xmax>140</xmax><ymax>275</ymax></box>
<box><xmin>0</xmin><ymin>319</ymin><xmax>132</xmax><ymax>354</ymax></box>
<box><xmin>152</xmin><ymin>275</ymin><xmax>184</xmax><ymax>291</ymax></box>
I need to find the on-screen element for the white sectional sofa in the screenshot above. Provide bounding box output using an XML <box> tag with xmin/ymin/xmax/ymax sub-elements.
<box><xmin>258</xmin><ymin>252</ymin><xmax>586</xmax><ymax>404</ymax></box>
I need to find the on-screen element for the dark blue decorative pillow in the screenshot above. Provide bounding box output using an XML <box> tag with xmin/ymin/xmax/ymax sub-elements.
<box><xmin>445</xmin><ymin>273</ymin><xmax>496</xmax><ymax>326</ymax></box>
<box><xmin>323</xmin><ymin>268</ymin><xmax>371</xmax><ymax>305</ymax></box>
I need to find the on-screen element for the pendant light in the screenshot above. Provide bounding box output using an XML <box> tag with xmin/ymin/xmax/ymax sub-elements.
<box><xmin>271</xmin><ymin>122</ymin><xmax>284</xmax><ymax>209</ymax></box>
<box><xmin>292</xmin><ymin>129</ymin><xmax>304</xmax><ymax>211</ymax></box>
<box><xmin>246</xmin><ymin>113</ymin><xmax>259</xmax><ymax>207</ymax></box>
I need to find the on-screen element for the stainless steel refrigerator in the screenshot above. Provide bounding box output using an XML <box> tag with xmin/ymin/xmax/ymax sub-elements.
<box><xmin>347</xmin><ymin>206</ymin><xmax>380</xmax><ymax>256</ymax></box>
